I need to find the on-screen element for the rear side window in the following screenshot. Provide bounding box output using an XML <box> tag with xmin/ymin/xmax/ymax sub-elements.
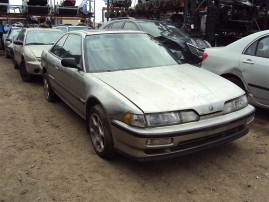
<box><xmin>256</xmin><ymin>36</ymin><xmax>269</xmax><ymax>58</ymax></box>
<box><xmin>244</xmin><ymin>41</ymin><xmax>258</xmax><ymax>56</ymax></box>
<box><xmin>244</xmin><ymin>36</ymin><xmax>269</xmax><ymax>58</ymax></box>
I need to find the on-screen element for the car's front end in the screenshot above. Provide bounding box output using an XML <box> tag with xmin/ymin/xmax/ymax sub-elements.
<box><xmin>23</xmin><ymin>45</ymin><xmax>51</xmax><ymax>75</ymax></box>
<box><xmin>111</xmin><ymin>105</ymin><xmax>254</xmax><ymax>161</ymax></box>
<box><xmin>23</xmin><ymin>29</ymin><xmax>64</xmax><ymax>75</ymax></box>
<box><xmin>92</xmin><ymin>63</ymin><xmax>255</xmax><ymax>161</ymax></box>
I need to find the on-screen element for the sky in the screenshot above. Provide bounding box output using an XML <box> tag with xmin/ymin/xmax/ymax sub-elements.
<box><xmin>9</xmin><ymin>0</ymin><xmax>107</xmax><ymax>22</ymax></box>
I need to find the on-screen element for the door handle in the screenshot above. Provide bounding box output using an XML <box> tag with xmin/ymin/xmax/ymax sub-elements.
<box><xmin>242</xmin><ymin>59</ymin><xmax>254</xmax><ymax>64</ymax></box>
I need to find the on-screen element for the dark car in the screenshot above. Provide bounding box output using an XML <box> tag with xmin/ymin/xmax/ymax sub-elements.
<box><xmin>99</xmin><ymin>18</ymin><xmax>211</xmax><ymax>65</ymax></box>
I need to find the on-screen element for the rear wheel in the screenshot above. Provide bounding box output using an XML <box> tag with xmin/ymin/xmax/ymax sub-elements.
<box><xmin>43</xmin><ymin>72</ymin><xmax>57</xmax><ymax>102</ymax></box>
<box><xmin>19</xmin><ymin>60</ymin><xmax>33</xmax><ymax>82</ymax></box>
<box><xmin>88</xmin><ymin>105</ymin><xmax>114</xmax><ymax>159</ymax></box>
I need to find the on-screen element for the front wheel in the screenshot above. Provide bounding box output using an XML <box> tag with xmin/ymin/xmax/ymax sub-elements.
<box><xmin>5</xmin><ymin>48</ymin><xmax>10</xmax><ymax>58</ymax></box>
<box><xmin>12</xmin><ymin>55</ymin><xmax>19</xmax><ymax>69</ymax></box>
<box><xmin>19</xmin><ymin>61</ymin><xmax>33</xmax><ymax>82</ymax></box>
<box><xmin>88</xmin><ymin>105</ymin><xmax>114</xmax><ymax>159</ymax></box>
<box><xmin>43</xmin><ymin>72</ymin><xmax>57</xmax><ymax>102</ymax></box>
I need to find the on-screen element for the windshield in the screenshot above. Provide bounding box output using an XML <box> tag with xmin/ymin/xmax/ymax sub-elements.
<box><xmin>85</xmin><ymin>33</ymin><xmax>179</xmax><ymax>73</ymax></box>
<box><xmin>25</xmin><ymin>31</ymin><xmax>63</xmax><ymax>45</ymax></box>
<box><xmin>68</xmin><ymin>26</ymin><xmax>89</xmax><ymax>31</ymax></box>
<box><xmin>138</xmin><ymin>22</ymin><xmax>188</xmax><ymax>39</ymax></box>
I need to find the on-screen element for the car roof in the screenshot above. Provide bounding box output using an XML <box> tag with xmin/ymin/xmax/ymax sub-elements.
<box><xmin>110</xmin><ymin>17</ymin><xmax>167</xmax><ymax>23</ymax></box>
<box><xmin>23</xmin><ymin>28</ymin><xmax>62</xmax><ymax>31</ymax></box>
<box><xmin>56</xmin><ymin>25</ymin><xmax>88</xmax><ymax>28</ymax></box>
<box><xmin>69</xmin><ymin>29</ymin><xmax>145</xmax><ymax>36</ymax></box>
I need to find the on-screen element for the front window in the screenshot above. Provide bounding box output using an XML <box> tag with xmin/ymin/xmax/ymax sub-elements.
<box><xmin>138</xmin><ymin>21</ymin><xmax>188</xmax><ymax>39</ymax></box>
<box><xmin>85</xmin><ymin>33</ymin><xmax>179</xmax><ymax>73</ymax></box>
<box><xmin>25</xmin><ymin>31</ymin><xmax>63</xmax><ymax>45</ymax></box>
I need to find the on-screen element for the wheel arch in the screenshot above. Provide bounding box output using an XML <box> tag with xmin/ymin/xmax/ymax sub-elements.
<box><xmin>86</xmin><ymin>96</ymin><xmax>105</xmax><ymax>133</ymax></box>
<box><xmin>221</xmin><ymin>73</ymin><xmax>248</xmax><ymax>93</ymax></box>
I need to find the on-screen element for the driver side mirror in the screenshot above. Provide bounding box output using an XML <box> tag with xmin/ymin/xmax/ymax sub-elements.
<box><xmin>61</xmin><ymin>57</ymin><xmax>82</xmax><ymax>70</ymax></box>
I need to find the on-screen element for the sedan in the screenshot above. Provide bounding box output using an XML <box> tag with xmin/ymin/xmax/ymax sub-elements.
<box><xmin>13</xmin><ymin>28</ymin><xmax>64</xmax><ymax>82</ymax></box>
<box><xmin>100</xmin><ymin>19</ymin><xmax>211</xmax><ymax>65</ymax></box>
<box><xmin>41</xmin><ymin>30</ymin><xmax>255</xmax><ymax>161</ymax></box>
<box><xmin>4</xmin><ymin>27</ymin><xmax>22</xmax><ymax>58</ymax></box>
<box><xmin>201</xmin><ymin>30</ymin><xmax>269</xmax><ymax>110</ymax></box>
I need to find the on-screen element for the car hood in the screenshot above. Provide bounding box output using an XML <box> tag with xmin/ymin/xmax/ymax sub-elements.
<box><xmin>93</xmin><ymin>64</ymin><xmax>244</xmax><ymax>114</ymax></box>
<box><xmin>26</xmin><ymin>45</ymin><xmax>53</xmax><ymax>58</ymax></box>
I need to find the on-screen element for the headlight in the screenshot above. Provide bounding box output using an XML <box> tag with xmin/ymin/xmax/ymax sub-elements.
<box><xmin>223</xmin><ymin>95</ymin><xmax>248</xmax><ymax>114</ymax></box>
<box><xmin>123</xmin><ymin>111</ymin><xmax>199</xmax><ymax>128</ymax></box>
<box><xmin>146</xmin><ymin>110</ymin><xmax>199</xmax><ymax>127</ymax></box>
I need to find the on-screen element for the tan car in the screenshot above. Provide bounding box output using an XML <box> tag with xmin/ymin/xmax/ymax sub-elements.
<box><xmin>41</xmin><ymin>30</ymin><xmax>255</xmax><ymax>161</ymax></box>
<box><xmin>13</xmin><ymin>28</ymin><xmax>63</xmax><ymax>82</ymax></box>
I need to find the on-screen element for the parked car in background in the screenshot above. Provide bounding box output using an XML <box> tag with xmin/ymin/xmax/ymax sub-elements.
<box><xmin>201</xmin><ymin>30</ymin><xmax>269</xmax><ymax>110</ymax></box>
<box><xmin>3</xmin><ymin>27</ymin><xmax>22</xmax><ymax>58</ymax></box>
<box><xmin>41</xmin><ymin>30</ymin><xmax>255</xmax><ymax>161</ymax></box>
<box><xmin>99</xmin><ymin>18</ymin><xmax>211</xmax><ymax>65</ymax></box>
<box><xmin>55</xmin><ymin>25</ymin><xmax>92</xmax><ymax>33</ymax></box>
<box><xmin>13</xmin><ymin>28</ymin><xmax>63</xmax><ymax>82</ymax></box>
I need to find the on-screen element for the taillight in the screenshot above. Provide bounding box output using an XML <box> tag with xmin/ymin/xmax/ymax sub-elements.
<box><xmin>202</xmin><ymin>52</ymin><xmax>208</xmax><ymax>61</ymax></box>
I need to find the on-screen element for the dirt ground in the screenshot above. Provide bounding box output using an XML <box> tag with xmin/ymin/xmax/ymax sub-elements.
<box><xmin>0</xmin><ymin>52</ymin><xmax>268</xmax><ymax>202</ymax></box>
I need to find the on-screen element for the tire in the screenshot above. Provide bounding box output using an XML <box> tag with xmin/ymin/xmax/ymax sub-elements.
<box><xmin>19</xmin><ymin>60</ymin><xmax>33</xmax><ymax>82</ymax></box>
<box><xmin>88</xmin><ymin>105</ymin><xmax>114</xmax><ymax>159</ymax></box>
<box><xmin>43</xmin><ymin>72</ymin><xmax>57</xmax><ymax>102</ymax></box>
<box><xmin>5</xmin><ymin>48</ymin><xmax>10</xmax><ymax>58</ymax></box>
<box><xmin>12</xmin><ymin>55</ymin><xmax>19</xmax><ymax>69</ymax></box>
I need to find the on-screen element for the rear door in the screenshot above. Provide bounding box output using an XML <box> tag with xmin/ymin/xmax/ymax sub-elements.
<box><xmin>240</xmin><ymin>35</ymin><xmax>269</xmax><ymax>106</ymax></box>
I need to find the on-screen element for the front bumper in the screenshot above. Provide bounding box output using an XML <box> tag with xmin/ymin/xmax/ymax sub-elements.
<box><xmin>111</xmin><ymin>105</ymin><xmax>255</xmax><ymax>161</ymax></box>
<box><xmin>25</xmin><ymin>60</ymin><xmax>42</xmax><ymax>75</ymax></box>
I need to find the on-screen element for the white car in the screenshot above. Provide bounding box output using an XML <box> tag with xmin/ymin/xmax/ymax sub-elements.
<box><xmin>13</xmin><ymin>28</ymin><xmax>63</xmax><ymax>82</ymax></box>
<box><xmin>201</xmin><ymin>30</ymin><xmax>269</xmax><ymax>110</ymax></box>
